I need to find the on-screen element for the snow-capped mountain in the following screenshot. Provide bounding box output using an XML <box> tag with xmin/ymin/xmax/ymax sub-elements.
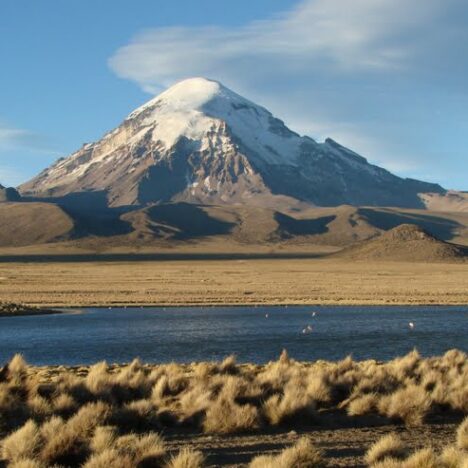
<box><xmin>20</xmin><ymin>77</ymin><xmax>444</xmax><ymax>208</ymax></box>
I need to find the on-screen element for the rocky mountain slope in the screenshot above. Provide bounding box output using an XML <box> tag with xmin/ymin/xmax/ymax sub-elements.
<box><xmin>420</xmin><ymin>191</ymin><xmax>468</xmax><ymax>212</ymax></box>
<box><xmin>20</xmin><ymin>77</ymin><xmax>444</xmax><ymax>209</ymax></box>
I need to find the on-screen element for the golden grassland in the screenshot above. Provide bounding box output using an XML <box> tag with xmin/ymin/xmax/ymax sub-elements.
<box><xmin>0</xmin><ymin>258</ymin><xmax>467</xmax><ymax>307</ymax></box>
<box><xmin>0</xmin><ymin>351</ymin><xmax>467</xmax><ymax>467</ymax></box>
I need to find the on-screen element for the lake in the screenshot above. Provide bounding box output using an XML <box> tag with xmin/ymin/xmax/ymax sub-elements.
<box><xmin>0</xmin><ymin>306</ymin><xmax>467</xmax><ymax>365</ymax></box>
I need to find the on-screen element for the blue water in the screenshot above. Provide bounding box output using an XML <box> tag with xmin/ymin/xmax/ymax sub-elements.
<box><xmin>0</xmin><ymin>306</ymin><xmax>466</xmax><ymax>366</ymax></box>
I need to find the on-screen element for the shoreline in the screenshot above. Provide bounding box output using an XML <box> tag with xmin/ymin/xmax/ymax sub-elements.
<box><xmin>2</xmin><ymin>298</ymin><xmax>467</xmax><ymax>319</ymax></box>
<box><xmin>0</xmin><ymin>303</ymin><xmax>63</xmax><ymax>317</ymax></box>
<box><xmin>10</xmin><ymin>300</ymin><xmax>468</xmax><ymax>309</ymax></box>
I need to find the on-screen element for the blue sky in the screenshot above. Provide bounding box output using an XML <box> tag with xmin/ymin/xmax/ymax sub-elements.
<box><xmin>0</xmin><ymin>0</ymin><xmax>467</xmax><ymax>190</ymax></box>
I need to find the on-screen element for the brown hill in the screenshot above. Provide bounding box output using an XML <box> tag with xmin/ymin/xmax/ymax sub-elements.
<box><xmin>0</xmin><ymin>185</ymin><xmax>21</xmax><ymax>202</ymax></box>
<box><xmin>0</xmin><ymin>197</ymin><xmax>467</xmax><ymax>252</ymax></box>
<box><xmin>335</xmin><ymin>224</ymin><xmax>467</xmax><ymax>262</ymax></box>
<box><xmin>0</xmin><ymin>203</ymin><xmax>74</xmax><ymax>247</ymax></box>
<box><xmin>118</xmin><ymin>203</ymin><xmax>383</xmax><ymax>246</ymax></box>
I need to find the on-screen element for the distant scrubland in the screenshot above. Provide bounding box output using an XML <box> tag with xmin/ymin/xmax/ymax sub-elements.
<box><xmin>0</xmin><ymin>350</ymin><xmax>467</xmax><ymax>466</ymax></box>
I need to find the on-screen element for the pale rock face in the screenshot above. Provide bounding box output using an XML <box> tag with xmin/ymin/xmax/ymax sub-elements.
<box><xmin>20</xmin><ymin>77</ymin><xmax>444</xmax><ymax>208</ymax></box>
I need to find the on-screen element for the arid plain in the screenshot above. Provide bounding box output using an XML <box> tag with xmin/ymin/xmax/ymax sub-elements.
<box><xmin>0</xmin><ymin>256</ymin><xmax>467</xmax><ymax>307</ymax></box>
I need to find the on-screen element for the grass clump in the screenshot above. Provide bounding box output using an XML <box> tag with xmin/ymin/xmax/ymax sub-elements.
<box><xmin>456</xmin><ymin>416</ymin><xmax>468</xmax><ymax>450</ymax></box>
<box><xmin>378</xmin><ymin>385</ymin><xmax>431</xmax><ymax>426</ymax></box>
<box><xmin>365</xmin><ymin>421</ymin><xmax>468</xmax><ymax>468</ymax></box>
<box><xmin>203</xmin><ymin>397</ymin><xmax>260</xmax><ymax>434</ymax></box>
<box><xmin>347</xmin><ymin>393</ymin><xmax>379</xmax><ymax>417</ymax></box>
<box><xmin>165</xmin><ymin>447</ymin><xmax>205</xmax><ymax>468</ymax></box>
<box><xmin>249</xmin><ymin>437</ymin><xmax>324</xmax><ymax>468</ymax></box>
<box><xmin>439</xmin><ymin>446</ymin><xmax>466</xmax><ymax>468</ymax></box>
<box><xmin>402</xmin><ymin>447</ymin><xmax>439</xmax><ymax>468</ymax></box>
<box><xmin>1</xmin><ymin>420</ymin><xmax>41</xmax><ymax>462</ymax></box>
<box><xmin>365</xmin><ymin>434</ymin><xmax>407</xmax><ymax>466</ymax></box>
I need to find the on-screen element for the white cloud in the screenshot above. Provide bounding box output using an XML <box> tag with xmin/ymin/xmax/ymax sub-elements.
<box><xmin>0</xmin><ymin>126</ymin><xmax>33</xmax><ymax>149</ymax></box>
<box><xmin>0</xmin><ymin>123</ymin><xmax>62</xmax><ymax>156</ymax></box>
<box><xmin>109</xmin><ymin>0</ymin><xmax>458</xmax><ymax>91</ymax></box>
<box><xmin>0</xmin><ymin>166</ymin><xmax>24</xmax><ymax>187</ymax></box>
<box><xmin>0</xmin><ymin>124</ymin><xmax>63</xmax><ymax>186</ymax></box>
<box><xmin>0</xmin><ymin>124</ymin><xmax>50</xmax><ymax>152</ymax></box>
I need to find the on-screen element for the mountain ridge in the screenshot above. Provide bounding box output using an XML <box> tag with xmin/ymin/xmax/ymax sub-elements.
<box><xmin>1</xmin><ymin>197</ymin><xmax>467</xmax><ymax>252</ymax></box>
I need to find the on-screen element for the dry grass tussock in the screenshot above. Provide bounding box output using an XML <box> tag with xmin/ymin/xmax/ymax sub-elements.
<box><xmin>252</xmin><ymin>430</ymin><xmax>467</xmax><ymax>468</ymax></box>
<box><xmin>249</xmin><ymin>436</ymin><xmax>324</xmax><ymax>467</ymax></box>
<box><xmin>0</xmin><ymin>350</ymin><xmax>466</xmax><ymax>466</ymax></box>
<box><xmin>165</xmin><ymin>448</ymin><xmax>205</xmax><ymax>468</ymax></box>
<box><xmin>365</xmin><ymin>433</ymin><xmax>407</xmax><ymax>465</ymax></box>
<box><xmin>457</xmin><ymin>417</ymin><xmax>468</xmax><ymax>450</ymax></box>
<box><xmin>366</xmin><ymin>429</ymin><xmax>468</xmax><ymax>467</ymax></box>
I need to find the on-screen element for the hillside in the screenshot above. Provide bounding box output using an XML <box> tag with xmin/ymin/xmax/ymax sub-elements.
<box><xmin>0</xmin><ymin>203</ymin><xmax>74</xmax><ymax>247</ymax></box>
<box><xmin>1</xmin><ymin>196</ymin><xmax>467</xmax><ymax>252</ymax></box>
<box><xmin>0</xmin><ymin>184</ymin><xmax>21</xmax><ymax>202</ymax></box>
<box><xmin>420</xmin><ymin>191</ymin><xmax>468</xmax><ymax>212</ymax></box>
<box><xmin>88</xmin><ymin>203</ymin><xmax>468</xmax><ymax>248</ymax></box>
<box><xmin>335</xmin><ymin>224</ymin><xmax>467</xmax><ymax>262</ymax></box>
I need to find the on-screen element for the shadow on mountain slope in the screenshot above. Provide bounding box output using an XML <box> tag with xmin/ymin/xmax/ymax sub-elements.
<box><xmin>22</xmin><ymin>191</ymin><xmax>134</xmax><ymax>238</ymax></box>
<box><xmin>274</xmin><ymin>212</ymin><xmax>336</xmax><ymax>239</ymax></box>
<box><xmin>358</xmin><ymin>208</ymin><xmax>462</xmax><ymax>241</ymax></box>
<box><xmin>128</xmin><ymin>203</ymin><xmax>236</xmax><ymax>240</ymax></box>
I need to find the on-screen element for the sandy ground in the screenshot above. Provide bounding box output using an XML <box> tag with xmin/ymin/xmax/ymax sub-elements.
<box><xmin>163</xmin><ymin>423</ymin><xmax>459</xmax><ymax>467</ymax></box>
<box><xmin>0</xmin><ymin>257</ymin><xmax>466</xmax><ymax>307</ymax></box>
